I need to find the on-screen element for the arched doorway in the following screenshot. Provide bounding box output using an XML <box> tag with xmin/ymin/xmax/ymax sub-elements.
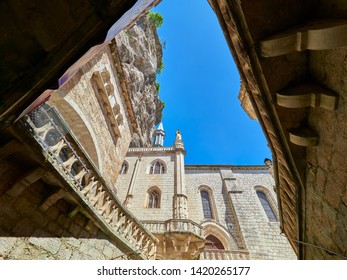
<box><xmin>205</xmin><ymin>235</ymin><xmax>225</xmax><ymax>250</ymax></box>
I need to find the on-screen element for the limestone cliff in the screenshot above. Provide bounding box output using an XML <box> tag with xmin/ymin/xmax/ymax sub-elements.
<box><xmin>115</xmin><ymin>13</ymin><xmax>164</xmax><ymax>147</ymax></box>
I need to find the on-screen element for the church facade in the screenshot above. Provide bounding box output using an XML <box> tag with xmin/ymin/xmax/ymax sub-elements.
<box><xmin>116</xmin><ymin>124</ymin><xmax>296</xmax><ymax>260</ymax></box>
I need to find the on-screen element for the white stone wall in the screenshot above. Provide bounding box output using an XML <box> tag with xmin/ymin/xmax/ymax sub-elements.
<box><xmin>230</xmin><ymin>169</ymin><xmax>296</xmax><ymax>259</ymax></box>
<box><xmin>185</xmin><ymin>169</ymin><xmax>225</xmax><ymax>223</ymax></box>
<box><xmin>116</xmin><ymin>147</ymin><xmax>296</xmax><ymax>260</ymax></box>
<box><xmin>116</xmin><ymin>151</ymin><xmax>176</xmax><ymax>221</ymax></box>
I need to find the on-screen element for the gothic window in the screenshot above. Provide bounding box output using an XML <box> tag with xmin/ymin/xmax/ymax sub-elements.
<box><xmin>119</xmin><ymin>161</ymin><xmax>128</xmax><ymax>175</ymax></box>
<box><xmin>201</xmin><ymin>190</ymin><xmax>213</xmax><ymax>219</ymax></box>
<box><xmin>149</xmin><ymin>160</ymin><xmax>166</xmax><ymax>174</ymax></box>
<box><xmin>256</xmin><ymin>190</ymin><xmax>277</xmax><ymax>222</ymax></box>
<box><xmin>147</xmin><ymin>187</ymin><xmax>161</xmax><ymax>208</ymax></box>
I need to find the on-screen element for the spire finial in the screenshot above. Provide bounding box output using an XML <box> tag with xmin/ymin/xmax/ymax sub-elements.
<box><xmin>153</xmin><ymin>122</ymin><xmax>165</xmax><ymax>147</ymax></box>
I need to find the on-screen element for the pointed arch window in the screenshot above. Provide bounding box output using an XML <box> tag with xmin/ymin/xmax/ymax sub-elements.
<box><xmin>119</xmin><ymin>161</ymin><xmax>128</xmax><ymax>175</ymax></box>
<box><xmin>256</xmin><ymin>190</ymin><xmax>277</xmax><ymax>222</ymax></box>
<box><xmin>147</xmin><ymin>187</ymin><xmax>161</xmax><ymax>208</ymax></box>
<box><xmin>149</xmin><ymin>160</ymin><xmax>166</xmax><ymax>174</ymax></box>
<box><xmin>201</xmin><ymin>190</ymin><xmax>213</xmax><ymax>219</ymax></box>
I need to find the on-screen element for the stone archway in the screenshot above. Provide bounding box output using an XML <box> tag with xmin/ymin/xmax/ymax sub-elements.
<box><xmin>205</xmin><ymin>235</ymin><xmax>225</xmax><ymax>250</ymax></box>
<box><xmin>48</xmin><ymin>93</ymin><xmax>101</xmax><ymax>170</ymax></box>
<box><xmin>201</xmin><ymin>221</ymin><xmax>237</xmax><ymax>251</ymax></box>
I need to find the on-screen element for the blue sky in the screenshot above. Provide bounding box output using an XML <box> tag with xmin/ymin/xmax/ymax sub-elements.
<box><xmin>153</xmin><ymin>0</ymin><xmax>271</xmax><ymax>165</ymax></box>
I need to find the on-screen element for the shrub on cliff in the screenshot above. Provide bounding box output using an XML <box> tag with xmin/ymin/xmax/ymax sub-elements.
<box><xmin>148</xmin><ymin>11</ymin><xmax>163</xmax><ymax>28</ymax></box>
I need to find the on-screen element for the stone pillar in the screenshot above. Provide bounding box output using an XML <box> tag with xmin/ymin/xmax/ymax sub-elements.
<box><xmin>124</xmin><ymin>155</ymin><xmax>141</xmax><ymax>208</ymax></box>
<box><xmin>173</xmin><ymin>130</ymin><xmax>188</xmax><ymax>219</ymax></box>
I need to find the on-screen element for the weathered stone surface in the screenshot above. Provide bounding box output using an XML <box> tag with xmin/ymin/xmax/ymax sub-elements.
<box><xmin>0</xmin><ymin>169</ymin><xmax>129</xmax><ymax>260</ymax></box>
<box><xmin>0</xmin><ymin>237</ymin><xmax>17</xmax><ymax>256</ymax></box>
<box><xmin>65</xmin><ymin>237</ymin><xmax>81</xmax><ymax>248</ymax></box>
<box><xmin>28</xmin><ymin>230</ymin><xmax>61</xmax><ymax>255</ymax></box>
<box><xmin>56</xmin><ymin>247</ymin><xmax>72</xmax><ymax>260</ymax></box>
<box><xmin>115</xmin><ymin>14</ymin><xmax>164</xmax><ymax>147</ymax></box>
<box><xmin>103</xmin><ymin>244</ymin><xmax>115</xmax><ymax>258</ymax></box>
<box><xmin>304</xmin><ymin>47</ymin><xmax>347</xmax><ymax>259</ymax></box>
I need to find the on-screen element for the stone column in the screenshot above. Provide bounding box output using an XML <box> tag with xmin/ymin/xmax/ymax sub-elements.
<box><xmin>173</xmin><ymin>130</ymin><xmax>188</xmax><ymax>219</ymax></box>
<box><xmin>124</xmin><ymin>155</ymin><xmax>141</xmax><ymax>208</ymax></box>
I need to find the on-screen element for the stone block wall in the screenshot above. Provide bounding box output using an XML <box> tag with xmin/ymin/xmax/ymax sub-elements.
<box><xmin>304</xmin><ymin>47</ymin><xmax>347</xmax><ymax>259</ymax></box>
<box><xmin>185</xmin><ymin>167</ymin><xmax>296</xmax><ymax>259</ymax></box>
<box><xmin>116</xmin><ymin>150</ymin><xmax>175</xmax><ymax>220</ymax></box>
<box><xmin>185</xmin><ymin>169</ymin><xmax>226</xmax><ymax>223</ymax></box>
<box><xmin>231</xmin><ymin>169</ymin><xmax>296</xmax><ymax>259</ymax></box>
<box><xmin>0</xmin><ymin>175</ymin><xmax>128</xmax><ymax>260</ymax></box>
<box><xmin>116</xmin><ymin>148</ymin><xmax>296</xmax><ymax>259</ymax></box>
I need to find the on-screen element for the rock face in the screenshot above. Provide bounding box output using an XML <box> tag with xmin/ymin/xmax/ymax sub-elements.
<box><xmin>115</xmin><ymin>13</ymin><xmax>164</xmax><ymax>147</ymax></box>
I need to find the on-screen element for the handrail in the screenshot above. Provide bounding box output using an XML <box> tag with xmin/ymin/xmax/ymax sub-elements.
<box><xmin>23</xmin><ymin>105</ymin><xmax>157</xmax><ymax>259</ymax></box>
<box><xmin>142</xmin><ymin>219</ymin><xmax>204</xmax><ymax>238</ymax></box>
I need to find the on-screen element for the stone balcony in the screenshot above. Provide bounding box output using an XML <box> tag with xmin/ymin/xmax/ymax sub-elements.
<box><xmin>142</xmin><ymin>219</ymin><xmax>204</xmax><ymax>237</ymax></box>
<box><xmin>142</xmin><ymin>219</ymin><xmax>205</xmax><ymax>260</ymax></box>
<box><xmin>21</xmin><ymin>104</ymin><xmax>157</xmax><ymax>260</ymax></box>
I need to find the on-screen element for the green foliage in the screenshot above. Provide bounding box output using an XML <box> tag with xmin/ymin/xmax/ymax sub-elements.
<box><xmin>148</xmin><ymin>11</ymin><xmax>164</xmax><ymax>28</ymax></box>
<box><xmin>156</xmin><ymin>61</ymin><xmax>164</xmax><ymax>75</ymax></box>
<box><xmin>156</xmin><ymin>82</ymin><xmax>161</xmax><ymax>94</ymax></box>
<box><xmin>158</xmin><ymin>99</ymin><xmax>165</xmax><ymax>110</ymax></box>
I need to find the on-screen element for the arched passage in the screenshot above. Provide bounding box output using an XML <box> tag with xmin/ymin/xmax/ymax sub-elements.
<box><xmin>201</xmin><ymin>221</ymin><xmax>237</xmax><ymax>251</ymax></box>
<box><xmin>49</xmin><ymin>93</ymin><xmax>101</xmax><ymax>170</ymax></box>
<box><xmin>205</xmin><ymin>235</ymin><xmax>225</xmax><ymax>250</ymax></box>
<box><xmin>201</xmin><ymin>221</ymin><xmax>239</xmax><ymax>260</ymax></box>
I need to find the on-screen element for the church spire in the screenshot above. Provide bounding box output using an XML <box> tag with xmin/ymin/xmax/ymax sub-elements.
<box><xmin>153</xmin><ymin>122</ymin><xmax>165</xmax><ymax>147</ymax></box>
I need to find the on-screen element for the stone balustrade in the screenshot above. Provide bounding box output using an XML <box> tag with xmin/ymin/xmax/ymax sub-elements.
<box><xmin>142</xmin><ymin>219</ymin><xmax>204</xmax><ymax>238</ymax></box>
<box><xmin>203</xmin><ymin>249</ymin><xmax>250</xmax><ymax>260</ymax></box>
<box><xmin>23</xmin><ymin>104</ymin><xmax>157</xmax><ymax>260</ymax></box>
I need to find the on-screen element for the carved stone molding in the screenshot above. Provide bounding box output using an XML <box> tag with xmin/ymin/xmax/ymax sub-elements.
<box><xmin>276</xmin><ymin>82</ymin><xmax>338</xmax><ymax>110</ymax></box>
<box><xmin>142</xmin><ymin>219</ymin><xmax>205</xmax><ymax>260</ymax></box>
<box><xmin>289</xmin><ymin>127</ymin><xmax>319</xmax><ymax>147</ymax></box>
<box><xmin>260</xmin><ymin>19</ymin><xmax>347</xmax><ymax>57</ymax></box>
<box><xmin>92</xmin><ymin>70</ymin><xmax>123</xmax><ymax>142</ymax></box>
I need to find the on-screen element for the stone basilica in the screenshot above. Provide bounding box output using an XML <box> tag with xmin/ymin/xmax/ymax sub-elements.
<box><xmin>116</xmin><ymin>124</ymin><xmax>296</xmax><ymax>259</ymax></box>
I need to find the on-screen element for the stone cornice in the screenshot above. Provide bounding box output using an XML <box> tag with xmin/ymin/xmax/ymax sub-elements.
<box><xmin>128</xmin><ymin>147</ymin><xmax>175</xmax><ymax>154</ymax></box>
<box><xmin>185</xmin><ymin>164</ymin><xmax>268</xmax><ymax>170</ymax></box>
